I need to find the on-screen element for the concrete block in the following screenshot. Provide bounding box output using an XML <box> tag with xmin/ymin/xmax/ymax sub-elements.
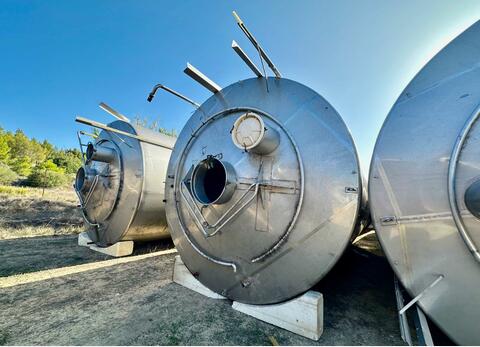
<box><xmin>172</xmin><ymin>255</ymin><xmax>226</xmax><ymax>300</ymax></box>
<box><xmin>89</xmin><ymin>241</ymin><xmax>134</xmax><ymax>257</ymax></box>
<box><xmin>77</xmin><ymin>231</ymin><xmax>93</xmax><ymax>247</ymax></box>
<box><xmin>232</xmin><ymin>291</ymin><xmax>323</xmax><ymax>340</ymax></box>
<box><xmin>77</xmin><ymin>232</ymin><xmax>133</xmax><ymax>257</ymax></box>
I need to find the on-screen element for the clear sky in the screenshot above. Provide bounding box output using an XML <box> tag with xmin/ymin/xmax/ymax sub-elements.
<box><xmin>0</xmin><ymin>1</ymin><xmax>479</xmax><ymax>171</ymax></box>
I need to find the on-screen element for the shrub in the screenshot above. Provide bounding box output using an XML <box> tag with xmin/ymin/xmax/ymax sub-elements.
<box><xmin>51</xmin><ymin>149</ymin><xmax>82</xmax><ymax>174</ymax></box>
<box><xmin>27</xmin><ymin>160</ymin><xmax>68</xmax><ymax>188</ymax></box>
<box><xmin>0</xmin><ymin>132</ymin><xmax>10</xmax><ymax>163</ymax></box>
<box><xmin>9</xmin><ymin>155</ymin><xmax>32</xmax><ymax>176</ymax></box>
<box><xmin>0</xmin><ymin>163</ymin><xmax>18</xmax><ymax>185</ymax></box>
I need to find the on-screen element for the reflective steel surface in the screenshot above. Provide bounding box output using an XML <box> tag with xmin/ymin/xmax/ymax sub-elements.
<box><xmin>76</xmin><ymin>121</ymin><xmax>175</xmax><ymax>246</ymax></box>
<box><xmin>166</xmin><ymin>77</ymin><xmax>364</xmax><ymax>304</ymax></box>
<box><xmin>369</xmin><ymin>20</ymin><xmax>480</xmax><ymax>345</ymax></box>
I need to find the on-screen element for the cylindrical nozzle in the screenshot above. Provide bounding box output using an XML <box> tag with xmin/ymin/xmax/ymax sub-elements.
<box><xmin>231</xmin><ymin>113</ymin><xmax>280</xmax><ymax>155</ymax></box>
<box><xmin>86</xmin><ymin>143</ymin><xmax>116</xmax><ymax>163</ymax></box>
<box><xmin>191</xmin><ymin>157</ymin><xmax>237</xmax><ymax>205</ymax></box>
<box><xmin>75</xmin><ymin>166</ymin><xmax>96</xmax><ymax>193</ymax></box>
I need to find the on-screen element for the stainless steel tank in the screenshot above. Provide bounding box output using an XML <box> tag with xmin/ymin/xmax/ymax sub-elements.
<box><xmin>75</xmin><ymin>120</ymin><xmax>175</xmax><ymax>247</ymax></box>
<box><xmin>369</xmin><ymin>20</ymin><xmax>480</xmax><ymax>345</ymax></box>
<box><xmin>165</xmin><ymin>77</ymin><xmax>365</xmax><ymax>304</ymax></box>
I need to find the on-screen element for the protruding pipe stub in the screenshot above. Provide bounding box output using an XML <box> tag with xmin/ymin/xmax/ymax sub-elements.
<box><xmin>75</xmin><ymin>166</ymin><xmax>95</xmax><ymax>193</ymax></box>
<box><xmin>231</xmin><ymin>112</ymin><xmax>280</xmax><ymax>155</ymax></box>
<box><xmin>191</xmin><ymin>157</ymin><xmax>237</xmax><ymax>205</ymax></box>
<box><xmin>465</xmin><ymin>179</ymin><xmax>480</xmax><ymax>220</ymax></box>
<box><xmin>86</xmin><ymin>143</ymin><xmax>116</xmax><ymax>163</ymax></box>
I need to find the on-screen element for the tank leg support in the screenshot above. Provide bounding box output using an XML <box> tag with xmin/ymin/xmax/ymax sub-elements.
<box><xmin>394</xmin><ymin>275</ymin><xmax>436</xmax><ymax>346</ymax></box>
<box><xmin>77</xmin><ymin>232</ymin><xmax>134</xmax><ymax>257</ymax></box>
<box><xmin>232</xmin><ymin>292</ymin><xmax>323</xmax><ymax>341</ymax></box>
<box><xmin>172</xmin><ymin>255</ymin><xmax>227</xmax><ymax>300</ymax></box>
<box><xmin>172</xmin><ymin>255</ymin><xmax>323</xmax><ymax>340</ymax></box>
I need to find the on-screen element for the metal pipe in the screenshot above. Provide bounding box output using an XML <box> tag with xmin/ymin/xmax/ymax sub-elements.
<box><xmin>147</xmin><ymin>83</ymin><xmax>200</xmax><ymax>108</ymax></box>
<box><xmin>75</xmin><ymin>116</ymin><xmax>174</xmax><ymax>150</ymax></box>
<box><xmin>231</xmin><ymin>40</ymin><xmax>263</xmax><ymax>77</ymax></box>
<box><xmin>232</xmin><ymin>11</ymin><xmax>281</xmax><ymax>78</ymax></box>
<box><xmin>79</xmin><ymin>130</ymin><xmax>98</xmax><ymax>139</ymax></box>
<box><xmin>86</xmin><ymin>143</ymin><xmax>116</xmax><ymax>163</ymax></box>
<box><xmin>447</xmin><ymin>104</ymin><xmax>480</xmax><ymax>263</ymax></box>
<box><xmin>99</xmin><ymin>102</ymin><xmax>130</xmax><ymax>122</ymax></box>
<box><xmin>184</xmin><ymin>63</ymin><xmax>222</xmax><ymax>93</ymax></box>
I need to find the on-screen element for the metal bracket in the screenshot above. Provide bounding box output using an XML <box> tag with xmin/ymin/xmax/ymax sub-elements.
<box><xmin>181</xmin><ymin>180</ymin><xmax>260</xmax><ymax>238</ymax></box>
<box><xmin>74</xmin><ymin>179</ymin><xmax>100</xmax><ymax>228</ymax></box>
<box><xmin>76</xmin><ymin>131</ymin><xmax>89</xmax><ymax>166</ymax></box>
<box><xmin>380</xmin><ymin>216</ymin><xmax>397</xmax><ymax>226</ymax></box>
<box><xmin>394</xmin><ymin>275</ymin><xmax>440</xmax><ymax>346</ymax></box>
<box><xmin>399</xmin><ymin>275</ymin><xmax>443</xmax><ymax>316</ymax></box>
<box><xmin>394</xmin><ymin>276</ymin><xmax>413</xmax><ymax>345</ymax></box>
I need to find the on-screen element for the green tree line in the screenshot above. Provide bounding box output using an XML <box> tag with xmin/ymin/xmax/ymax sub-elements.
<box><xmin>0</xmin><ymin>126</ymin><xmax>82</xmax><ymax>188</ymax></box>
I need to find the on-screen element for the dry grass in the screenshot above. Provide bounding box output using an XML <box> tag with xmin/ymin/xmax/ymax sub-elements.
<box><xmin>0</xmin><ymin>185</ymin><xmax>77</xmax><ymax>202</ymax></box>
<box><xmin>0</xmin><ymin>185</ymin><xmax>84</xmax><ymax>240</ymax></box>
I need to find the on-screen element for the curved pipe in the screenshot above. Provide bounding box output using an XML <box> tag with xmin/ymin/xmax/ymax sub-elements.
<box><xmin>148</xmin><ymin>83</ymin><xmax>200</xmax><ymax>108</ymax></box>
<box><xmin>447</xmin><ymin>104</ymin><xmax>480</xmax><ymax>263</ymax></box>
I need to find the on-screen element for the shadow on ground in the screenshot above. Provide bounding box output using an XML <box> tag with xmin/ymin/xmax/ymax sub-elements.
<box><xmin>0</xmin><ymin>241</ymin><xmax>408</xmax><ymax>345</ymax></box>
<box><xmin>0</xmin><ymin>235</ymin><xmax>174</xmax><ymax>277</ymax></box>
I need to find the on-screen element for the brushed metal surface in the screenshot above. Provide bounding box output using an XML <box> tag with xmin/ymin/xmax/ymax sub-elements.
<box><xmin>369</xmin><ymin>20</ymin><xmax>480</xmax><ymax>345</ymax></box>
<box><xmin>77</xmin><ymin>121</ymin><xmax>175</xmax><ymax>246</ymax></box>
<box><xmin>166</xmin><ymin>77</ymin><xmax>364</xmax><ymax>304</ymax></box>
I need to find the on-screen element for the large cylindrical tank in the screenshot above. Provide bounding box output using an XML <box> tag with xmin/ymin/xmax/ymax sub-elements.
<box><xmin>75</xmin><ymin>120</ymin><xmax>175</xmax><ymax>247</ymax></box>
<box><xmin>369</xmin><ymin>21</ymin><xmax>480</xmax><ymax>345</ymax></box>
<box><xmin>165</xmin><ymin>77</ymin><xmax>366</xmax><ymax>304</ymax></box>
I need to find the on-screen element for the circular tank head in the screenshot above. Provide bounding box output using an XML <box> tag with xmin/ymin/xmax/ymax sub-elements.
<box><xmin>76</xmin><ymin>120</ymin><xmax>175</xmax><ymax>246</ymax></box>
<box><xmin>231</xmin><ymin>112</ymin><xmax>279</xmax><ymax>154</ymax></box>
<box><xmin>191</xmin><ymin>157</ymin><xmax>237</xmax><ymax>205</ymax></box>
<box><xmin>465</xmin><ymin>179</ymin><xmax>480</xmax><ymax>220</ymax></box>
<box><xmin>165</xmin><ymin>77</ymin><xmax>363</xmax><ymax>305</ymax></box>
<box><xmin>77</xmin><ymin>140</ymin><xmax>122</xmax><ymax>228</ymax></box>
<box><xmin>369</xmin><ymin>21</ymin><xmax>480</xmax><ymax>345</ymax></box>
<box><xmin>75</xmin><ymin>121</ymin><xmax>151</xmax><ymax>246</ymax></box>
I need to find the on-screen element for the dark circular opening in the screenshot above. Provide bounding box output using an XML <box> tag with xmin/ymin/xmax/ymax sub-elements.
<box><xmin>75</xmin><ymin>167</ymin><xmax>86</xmax><ymax>191</ymax></box>
<box><xmin>192</xmin><ymin>158</ymin><xmax>227</xmax><ymax>205</ymax></box>
<box><xmin>86</xmin><ymin>143</ymin><xmax>95</xmax><ymax>161</ymax></box>
<box><xmin>465</xmin><ymin>179</ymin><xmax>480</xmax><ymax>219</ymax></box>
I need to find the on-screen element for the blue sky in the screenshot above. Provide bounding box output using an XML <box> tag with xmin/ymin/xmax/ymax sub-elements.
<box><xmin>0</xmin><ymin>1</ymin><xmax>479</xmax><ymax>170</ymax></box>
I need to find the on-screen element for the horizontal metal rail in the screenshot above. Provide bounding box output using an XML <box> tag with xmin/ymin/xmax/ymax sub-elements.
<box><xmin>231</xmin><ymin>40</ymin><xmax>263</xmax><ymax>77</ymax></box>
<box><xmin>98</xmin><ymin>102</ymin><xmax>130</xmax><ymax>122</ymax></box>
<box><xmin>75</xmin><ymin>116</ymin><xmax>174</xmax><ymax>150</ymax></box>
<box><xmin>184</xmin><ymin>63</ymin><xmax>221</xmax><ymax>93</ymax></box>
<box><xmin>232</xmin><ymin>11</ymin><xmax>281</xmax><ymax>78</ymax></box>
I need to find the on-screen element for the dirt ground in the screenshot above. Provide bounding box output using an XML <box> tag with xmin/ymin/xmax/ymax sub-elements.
<box><xmin>0</xmin><ymin>234</ymin><xmax>407</xmax><ymax>346</ymax></box>
<box><xmin>0</xmin><ymin>234</ymin><xmax>175</xmax><ymax>277</ymax></box>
